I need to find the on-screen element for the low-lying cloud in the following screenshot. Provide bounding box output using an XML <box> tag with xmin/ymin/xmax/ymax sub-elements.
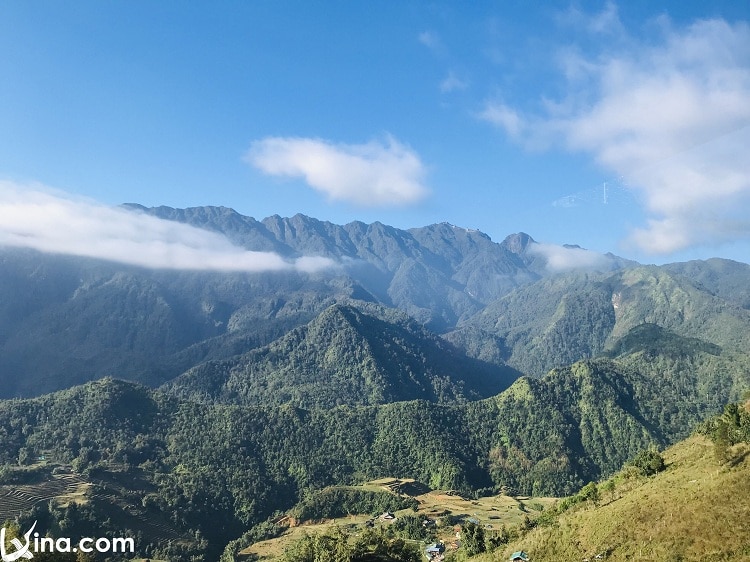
<box><xmin>245</xmin><ymin>136</ymin><xmax>429</xmax><ymax>207</ymax></box>
<box><xmin>528</xmin><ymin>242</ymin><xmax>610</xmax><ymax>272</ymax></box>
<box><xmin>481</xmin><ymin>7</ymin><xmax>750</xmax><ymax>255</ymax></box>
<box><xmin>0</xmin><ymin>182</ymin><xmax>335</xmax><ymax>273</ymax></box>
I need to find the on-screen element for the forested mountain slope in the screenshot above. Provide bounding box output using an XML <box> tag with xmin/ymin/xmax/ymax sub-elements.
<box><xmin>0</xmin><ymin>206</ymin><xmax>633</xmax><ymax>398</ymax></box>
<box><xmin>164</xmin><ymin>302</ymin><xmax>520</xmax><ymax>408</ymax></box>
<box><xmin>1</xmin><ymin>206</ymin><xmax>749</xmax><ymax>560</ymax></box>
<box><xmin>0</xmin><ymin>247</ymin><xmax>360</xmax><ymax>397</ymax></box>
<box><xmin>466</xmin><ymin>265</ymin><xmax>750</xmax><ymax>377</ymax></box>
<box><xmin>2</xmin><ymin>344</ymin><xmax>747</xmax><ymax>559</ymax></box>
<box><xmin>663</xmin><ymin>257</ymin><xmax>750</xmax><ymax>310</ymax></box>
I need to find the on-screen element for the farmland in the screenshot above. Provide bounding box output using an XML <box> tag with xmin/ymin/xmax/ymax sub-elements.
<box><xmin>0</xmin><ymin>463</ymin><xmax>194</xmax><ymax>553</ymax></box>
<box><xmin>240</xmin><ymin>478</ymin><xmax>557</xmax><ymax>560</ymax></box>
<box><xmin>0</xmin><ymin>469</ymin><xmax>88</xmax><ymax>522</ymax></box>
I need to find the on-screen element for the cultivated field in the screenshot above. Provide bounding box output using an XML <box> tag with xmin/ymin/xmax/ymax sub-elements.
<box><xmin>0</xmin><ymin>470</ymin><xmax>88</xmax><ymax>522</ymax></box>
<box><xmin>240</xmin><ymin>478</ymin><xmax>557</xmax><ymax>560</ymax></box>
<box><xmin>0</xmin><ymin>463</ymin><xmax>193</xmax><ymax>552</ymax></box>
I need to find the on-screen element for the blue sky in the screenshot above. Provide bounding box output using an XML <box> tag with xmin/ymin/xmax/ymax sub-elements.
<box><xmin>1</xmin><ymin>1</ymin><xmax>749</xmax><ymax>269</ymax></box>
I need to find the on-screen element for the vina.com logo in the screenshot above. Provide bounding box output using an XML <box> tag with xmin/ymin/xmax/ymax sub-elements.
<box><xmin>1</xmin><ymin>521</ymin><xmax>135</xmax><ymax>560</ymax></box>
<box><xmin>0</xmin><ymin>520</ymin><xmax>35</xmax><ymax>562</ymax></box>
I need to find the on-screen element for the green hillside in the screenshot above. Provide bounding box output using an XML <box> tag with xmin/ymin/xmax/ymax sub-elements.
<box><xmin>663</xmin><ymin>258</ymin><xmax>750</xmax><ymax>310</ymax></box>
<box><xmin>1</xmin><ymin>211</ymin><xmax>749</xmax><ymax>560</ymax></box>
<box><xmin>495</xmin><ymin>434</ymin><xmax>750</xmax><ymax>561</ymax></box>
<box><xmin>469</xmin><ymin>266</ymin><xmax>750</xmax><ymax>377</ymax></box>
<box><xmin>3</xmin><ymin>349</ymin><xmax>746</xmax><ymax>559</ymax></box>
<box><xmin>164</xmin><ymin>302</ymin><xmax>520</xmax><ymax>408</ymax></box>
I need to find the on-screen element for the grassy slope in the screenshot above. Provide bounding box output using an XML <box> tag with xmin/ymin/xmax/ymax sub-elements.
<box><xmin>496</xmin><ymin>436</ymin><xmax>750</xmax><ymax>561</ymax></box>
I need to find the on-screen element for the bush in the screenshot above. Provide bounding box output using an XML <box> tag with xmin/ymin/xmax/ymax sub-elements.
<box><xmin>578</xmin><ymin>482</ymin><xmax>600</xmax><ymax>505</ymax></box>
<box><xmin>391</xmin><ymin>514</ymin><xmax>431</xmax><ymax>540</ymax></box>
<box><xmin>628</xmin><ymin>449</ymin><xmax>666</xmax><ymax>476</ymax></box>
<box><xmin>291</xmin><ymin>487</ymin><xmax>417</xmax><ymax>522</ymax></box>
<box><xmin>220</xmin><ymin>520</ymin><xmax>286</xmax><ymax>562</ymax></box>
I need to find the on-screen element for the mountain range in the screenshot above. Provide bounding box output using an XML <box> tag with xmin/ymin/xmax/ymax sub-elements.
<box><xmin>0</xmin><ymin>204</ymin><xmax>702</xmax><ymax>399</ymax></box>
<box><xmin>1</xmin><ymin>205</ymin><xmax>750</xmax><ymax>559</ymax></box>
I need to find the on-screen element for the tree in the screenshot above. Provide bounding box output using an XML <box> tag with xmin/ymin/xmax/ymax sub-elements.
<box><xmin>17</xmin><ymin>447</ymin><xmax>32</xmax><ymax>466</ymax></box>
<box><xmin>461</xmin><ymin>522</ymin><xmax>486</xmax><ymax>556</ymax></box>
<box><xmin>579</xmin><ymin>482</ymin><xmax>600</xmax><ymax>506</ymax></box>
<box><xmin>714</xmin><ymin>420</ymin><xmax>731</xmax><ymax>463</ymax></box>
<box><xmin>390</xmin><ymin>514</ymin><xmax>430</xmax><ymax>540</ymax></box>
<box><xmin>601</xmin><ymin>479</ymin><xmax>616</xmax><ymax>503</ymax></box>
<box><xmin>629</xmin><ymin>449</ymin><xmax>666</xmax><ymax>476</ymax></box>
<box><xmin>352</xmin><ymin>530</ymin><xmax>420</xmax><ymax>562</ymax></box>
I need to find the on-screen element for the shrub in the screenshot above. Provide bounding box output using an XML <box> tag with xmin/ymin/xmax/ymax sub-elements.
<box><xmin>578</xmin><ymin>482</ymin><xmax>600</xmax><ymax>505</ymax></box>
<box><xmin>628</xmin><ymin>449</ymin><xmax>666</xmax><ymax>476</ymax></box>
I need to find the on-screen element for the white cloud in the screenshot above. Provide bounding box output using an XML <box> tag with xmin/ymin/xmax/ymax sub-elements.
<box><xmin>482</xmin><ymin>14</ymin><xmax>750</xmax><ymax>255</ymax></box>
<box><xmin>551</xmin><ymin>195</ymin><xmax>580</xmax><ymax>208</ymax></box>
<box><xmin>0</xmin><ymin>182</ymin><xmax>335</xmax><ymax>273</ymax></box>
<box><xmin>440</xmin><ymin>71</ymin><xmax>468</xmax><ymax>93</ymax></box>
<box><xmin>528</xmin><ymin>242</ymin><xmax>610</xmax><ymax>272</ymax></box>
<box><xmin>418</xmin><ymin>30</ymin><xmax>441</xmax><ymax>50</ymax></box>
<box><xmin>245</xmin><ymin>136</ymin><xmax>429</xmax><ymax>207</ymax></box>
<box><xmin>557</xmin><ymin>1</ymin><xmax>625</xmax><ymax>36</ymax></box>
<box><xmin>477</xmin><ymin>102</ymin><xmax>524</xmax><ymax>138</ymax></box>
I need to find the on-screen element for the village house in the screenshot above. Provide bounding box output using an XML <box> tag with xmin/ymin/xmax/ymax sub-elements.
<box><xmin>425</xmin><ymin>542</ymin><xmax>445</xmax><ymax>561</ymax></box>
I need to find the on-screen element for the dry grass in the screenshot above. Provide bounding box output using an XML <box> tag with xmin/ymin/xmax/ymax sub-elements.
<box><xmin>492</xmin><ymin>436</ymin><xmax>750</xmax><ymax>562</ymax></box>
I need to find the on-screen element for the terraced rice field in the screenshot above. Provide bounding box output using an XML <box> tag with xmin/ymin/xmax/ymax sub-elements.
<box><xmin>0</xmin><ymin>472</ymin><xmax>88</xmax><ymax>522</ymax></box>
<box><xmin>0</xmin><ymin>466</ymin><xmax>192</xmax><ymax>549</ymax></box>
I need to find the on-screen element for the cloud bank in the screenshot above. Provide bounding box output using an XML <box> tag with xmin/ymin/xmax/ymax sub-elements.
<box><xmin>246</xmin><ymin>136</ymin><xmax>429</xmax><ymax>207</ymax></box>
<box><xmin>528</xmin><ymin>242</ymin><xmax>610</xmax><ymax>272</ymax></box>
<box><xmin>0</xmin><ymin>182</ymin><xmax>334</xmax><ymax>272</ymax></box>
<box><xmin>481</xmin><ymin>9</ymin><xmax>750</xmax><ymax>255</ymax></box>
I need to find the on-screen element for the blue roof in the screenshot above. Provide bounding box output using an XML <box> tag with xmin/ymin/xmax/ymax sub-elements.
<box><xmin>509</xmin><ymin>551</ymin><xmax>529</xmax><ymax>561</ymax></box>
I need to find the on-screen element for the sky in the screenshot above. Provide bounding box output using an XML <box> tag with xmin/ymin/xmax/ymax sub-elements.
<box><xmin>1</xmin><ymin>0</ymin><xmax>749</xmax><ymax>271</ymax></box>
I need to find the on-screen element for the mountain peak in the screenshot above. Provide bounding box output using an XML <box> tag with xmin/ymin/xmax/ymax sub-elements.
<box><xmin>501</xmin><ymin>232</ymin><xmax>536</xmax><ymax>255</ymax></box>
